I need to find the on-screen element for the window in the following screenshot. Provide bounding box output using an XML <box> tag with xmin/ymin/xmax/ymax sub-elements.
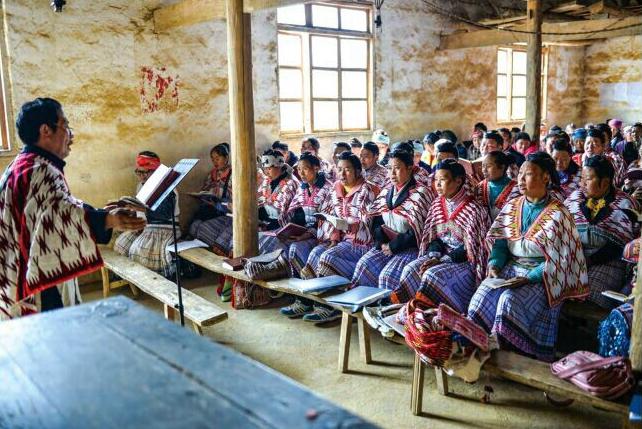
<box><xmin>496</xmin><ymin>47</ymin><xmax>548</xmax><ymax>123</ymax></box>
<box><xmin>277</xmin><ymin>3</ymin><xmax>372</xmax><ymax>134</ymax></box>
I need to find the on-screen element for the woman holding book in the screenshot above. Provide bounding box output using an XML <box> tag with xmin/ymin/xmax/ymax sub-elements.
<box><xmin>114</xmin><ymin>151</ymin><xmax>178</xmax><ymax>277</ymax></box>
<box><xmin>189</xmin><ymin>143</ymin><xmax>234</xmax><ymax>256</ymax></box>
<box><xmin>565</xmin><ymin>155</ymin><xmax>639</xmax><ymax>308</ymax></box>
<box><xmin>297</xmin><ymin>152</ymin><xmax>378</xmax><ymax>323</ymax></box>
<box><xmin>394</xmin><ymin>159</ymin><xmax>490</xmax><ymax>308</ymax></box>
<box><xmin>474</xmin><ymin>151</ymin><xmax>520</xmax><ymax>221</ymax></box>
<box><xmin>256</xmin><ymin>149</ymin><xmax>299</xmax><ymax>252</ymax></box>
<box><xmin>351</xmin><ymin>149</ymin><xmax>435</xmax><ymax>293</ymax></box>
<box><xmin>468</xmin><ymin>152</ymin><xmax>588</xmax><ymax>361</ymax></box>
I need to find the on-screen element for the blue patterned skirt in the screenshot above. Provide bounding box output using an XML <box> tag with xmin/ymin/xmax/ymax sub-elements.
<box><xmin>467</xmin><ymin>263</ymin><xmax>561</xmax><ymax>361</ymax></box>
<box><xmin>352</xmin><ymin>248</ymin><xmax>418</xmax><ymax>291</ymax></box>
<box><xmin>587</xmin><ymin>260</ymin><xmax>626</xmax><ymax>309</ymax></box>
<box><xmin>417</xmin><ymin>261</ymin><xmax>476</xmax><ymax>313</ymax></box>
<box><xmin>308</xmin><ymin>241</ymin><xmax>370</xmax><ymax>279</ymax></box>
<box><xmin>189</xmin><ymin>215</ymin><xmax>233</xmax><ymax>256</ymax></box>
<box><xmin>288</xmin><ymin>238</ymin><xmax>318</xmax><ymax>278</ymax></box>
<box><xmin>258</xmin><ymin>232</ymin><xmax>291</xmax><ymax>254</ymax></box>
<box><xmin>395</xmin><ymin>256</ymin><xmax>430</xmax><ymax>303</ymax></box>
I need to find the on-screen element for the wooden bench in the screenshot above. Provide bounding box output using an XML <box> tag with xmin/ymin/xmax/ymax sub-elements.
<box><xmin>180</xmin><ymin>247</ymin><xmax>373</xmax><ymax>372</ymax></box>
<box><xmin>99</xmin><ymin>248</ymin><xmax>228</xmax><ymax>335</ymax></box>
<box><xmin>411</xmin><ymin>350</ymin><xmax>635</xmax><ymax>427</ymax></box>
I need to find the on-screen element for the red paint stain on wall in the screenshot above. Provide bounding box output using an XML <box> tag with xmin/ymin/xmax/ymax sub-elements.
<box><xmin>140</xmin><ymin>66</ymin><xmax>179</xmax><ymax>113</ymax></box>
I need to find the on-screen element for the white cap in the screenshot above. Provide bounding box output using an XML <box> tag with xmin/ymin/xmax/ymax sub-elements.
<box><xmin>372</xmin><ymin>129</ymin><xmax>390</xmax><ymax>146</ymax></box>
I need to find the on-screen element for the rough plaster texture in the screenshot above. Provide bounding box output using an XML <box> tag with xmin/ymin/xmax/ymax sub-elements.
<box><xmin>0</xmin><ymin>1</ymin><xmax>639</xmax><ymax>213</ymax></box>
<box><xmin>582</xmin><ymin>35</ymin><xmax>642</xmax><ymax>125</ymax></box>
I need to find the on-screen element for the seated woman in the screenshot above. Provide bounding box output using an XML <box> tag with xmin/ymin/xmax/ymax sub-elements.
<box><xmin>189</xmin><ymin>143</ymin><xmax>234</xmax><ymax>256</ymax></box>
<box><xmin>304</xmin><ymin>152</ymin><xmax>378</xmax><ymax>281</ymax></box>
<box><xmin>550</xmin><ymin>140</ymin><xmax>581</xmax><ymax>198</ymax></box>
<box><xmin>352</xmin><ymin>149</ymin><xmax>435</xmax><ymax>293</ymax></box>
<box><xmin>565</xmin><ymin>155</ymin><xmax>639</xmax><ymax>308</ymax></box>
<box><xmin>300</xmin><ymin>137</ymin><xmax>334</xmax><ymax>181</ymax></box>
<box><xmin>474</xmin><ymin>151</ymin><xmax>520</xmax><ymax>221</ymax></box>
<box><xmin>573</xmin><ymin>128</ymin><xmax>626</xmax><ymax>187</ymax></box>
<box><xmin>468</xmin><ymin>153</ymin><xmax>588</xmax><ymax>361</ymax></box>
<box><xmin>360</xmin><ymin>141</ymin><xmax>389</xmax><ymax>189</ymax></box>
<box><xmin>257</xmin><ymin>149</ymin><xmax>299</xmax><ymax>252</ymax></box>
<box><xmin>115</xmin><ymin>151</ymin><xmax>178</xmax><ymax>277</ymax></box>
<box><xmin>395</xmin><ymin>160</ymin><xmax>490</xmax><ymax>307</ymax></box>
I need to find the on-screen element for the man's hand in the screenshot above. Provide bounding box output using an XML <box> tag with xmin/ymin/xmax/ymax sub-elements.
<box><xmin>419</xmin><ymin>258</ymin><xmax>440</xmax><ymax>275</ymax></box>
<box><xmin>487</xmin><ymin>265</ymin><xmax>502</xmax><ymax>278</ymax></box>
<box><xmin>106</xmin><ymin>208</ymin><xmax>146</xmax><ymax>231</ymax></box>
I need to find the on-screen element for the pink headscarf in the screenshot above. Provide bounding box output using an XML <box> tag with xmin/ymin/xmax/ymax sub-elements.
<box><xmin>609</xmin><ymin>119</ymin><xmax>623</xmax><ymax>129</ymax></box>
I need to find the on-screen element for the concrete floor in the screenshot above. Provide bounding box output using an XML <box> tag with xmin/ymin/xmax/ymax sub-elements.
<box><xmin>84</xmin><ymin>272</ymin><xmax>621</xmax><ymax>429</ymax></box>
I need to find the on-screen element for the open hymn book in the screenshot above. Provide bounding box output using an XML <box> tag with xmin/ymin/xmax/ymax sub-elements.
<box><xmin>314</xmin><ymin>213</ymin><xmax>349</xmax><ymax>231</ymax></box>
<box><xmin>109</xmin><ymin>162</ymin><xmax>197</xmax><ymax>211</ymax></box>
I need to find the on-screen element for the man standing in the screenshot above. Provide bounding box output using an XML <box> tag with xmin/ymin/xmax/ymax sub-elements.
<box><xmin>0</xmin><ymin>97</ymin><xmax>145</xmax><ymax>320</ymax></box>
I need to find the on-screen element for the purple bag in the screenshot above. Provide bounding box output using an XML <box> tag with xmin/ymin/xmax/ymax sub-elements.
<box><xmin>551</xmin><ymin>351</ymin><xmax>635</xmax><ymax>400</ymax></box>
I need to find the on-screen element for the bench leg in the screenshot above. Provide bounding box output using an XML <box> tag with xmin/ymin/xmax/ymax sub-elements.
<box><xmin>192</xmin><ymin>323</ymin><xmax>204</xmax><ymax>335</ymax></box>
<box><xmin>101</xmin><ymin>267</ymin><xmax>110</xmax><ymax>298</ymax></box>
<box><xmin>435</xmin><ymin>367</ymin><xmax>449</xmax><ymax>396</ymax></box>
<box><xmin>129</xmin><ymin>284</ymin><xmax>140</xmax><ymax>298</ymax></box>
<box><xmin>411</xmin><ymin>354</ymin><xmax>425</xmax><ymax>415</ymax></box>
<box><xmin>357</xmin><ymin>317</ymin><xmax>372</xmax><ymax>364</ymax></box>
<box><xmin>164</xmin><ymin>304</ymin><xmax>176</xmax><ymax>321</ymax></box>
<box><xmin>338</xmin><ymin>312</ymin><xmax>354</xmax><ymax>373</ymax></box>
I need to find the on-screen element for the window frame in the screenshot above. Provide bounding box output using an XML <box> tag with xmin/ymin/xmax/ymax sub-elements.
<box><xmin>0</xmin><ymin>13</ymin><xmax>14</xmax><ymax>154</ymax></box>
<box><xmin>496</xmin><ymin>46</ymin><xmax>548</xmax><ymax>125</ymax></box>
<box><xmin>277</xmin><ymin>2</ymin><xmax>373</xmax><ymax>137</ymax></box>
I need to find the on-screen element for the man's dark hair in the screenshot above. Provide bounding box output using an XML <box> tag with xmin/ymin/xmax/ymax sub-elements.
<box><xmin>362</xmin><ymin>141</ymin><xmax>379</xmax><ymax>157</ymax></box>
<box><xmin>16</xmin><ymin>97</ymin><xmax>62</xmax><ymax>145</ymax></box>
<box><xmin>272</xmin><ymin>141</ymin><xmax>289</xmax><ymax>151</ymax></box>
<box><xmin>334</xmin><ymin>141</ymin><xmax>351</xmax><ymax>152</ymax></box>
<box><xmin>138</xmin><ymin>150</ymin><xmax>159</xmax><ymax>159</ymax></box>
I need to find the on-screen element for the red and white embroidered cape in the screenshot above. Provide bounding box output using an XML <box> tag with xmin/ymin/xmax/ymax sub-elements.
<box><xmin>317</xmin><ymin>179</ymin><xmax>378</xmax><ymax>246</ymax></box>
<box><xmin>473</xmin><ymin>179</ymin><xmax>520</xmax><ymax>218</ymax></box>
<box><xmin>488</xmin><ymin>196</ymin><xmax>589</xmax><ymax>307</ymax></box>
<box><xmin>257</xmin><ymin>173</ymin><xmax>299</xmax><ymax>224</ymax></box>
<box><xmin>565</xmin><ymin>189</ymin><xmax>639</xmax><ymax>247</ymax></box>
<box><xmin>363</xmin><ymin>163</ymin><xmax>389</xmax><ymax>189</ymax></box>
<box><xmin>368</xmin><ymin>180</ymin><xmax>436</xmax><ymax>242</ymax></box>
<box><xmin>0</xmin><ymin>152</ymin><xmax>103</xmax><ymax>319</ymax></box>
<box><xmin>419</xmin><ymin>190</ymin><xmax>492</xmax><ymax>285</ymax></box>
<box><xmin>283</xmin><ymin>177</ymin><xmax>334</xmax><ymax>235</ymax></box>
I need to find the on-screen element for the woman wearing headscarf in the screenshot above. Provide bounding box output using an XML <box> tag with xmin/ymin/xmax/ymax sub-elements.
<box><xmin>352</xmin><ymin>149</ymin><xmax>435</xmax><ymax>293</ymax></box>
<box><xmin>550</xmin><ymin>140</ymin><xmax>581</xmax><ymax>198</ymax></box>
<box><xmin>468</xmin><ymin>152</ymin><xmax>588</xmax><ymax>361</ymax></box>
<box><xmin>571</xmin><ymin>128</ymin><xmax>587</xmax><ymax>156</ymax></box>
<box><xmin>257</xmin><ymin>149</ymin><xmax>299</xmax><ymax>249</ymax></box>
<box><xmin>474</xmin><ymin>151</ymin><xmax>520</xmax><ymax>221</ymax></box>
<box><xmin>360</xmin><ymin>141</ymin><xmax>389</xmax><ymax>189</ymax></box>
<box><xmin>303</xmin><ymin>152</ymin><xmax>378</xmax><ymax>281</ymax></box>
<box><xmin>394</xmin><ymin>160</ymin><xmax>491</xmax><ymax>307</ymax></box>
<box><xmin>565</xmin><ymin>155</ymin><xmax>639</xmax><ymax>308</ymax></box>
<box><xmin>189</xmin><ymin>143</ymin><xmax>234</xmax><ymax>256</ymax></box>
<box><xmin>114</xmin><ymin>151</ymin><xmax>179</xmax><ymax>277</ymax></box>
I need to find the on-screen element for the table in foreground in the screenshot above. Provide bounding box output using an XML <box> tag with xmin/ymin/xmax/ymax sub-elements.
<box><xmin>0</xmin><ymin>296</ymin><xmax>378</xmax><ymax>429</ymax></box>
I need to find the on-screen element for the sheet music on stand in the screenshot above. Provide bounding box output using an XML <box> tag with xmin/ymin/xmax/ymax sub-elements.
<box><xmin>150</xmin><ymin>159</ymin><xmax>199</xmax><ymax>211</ymax></box>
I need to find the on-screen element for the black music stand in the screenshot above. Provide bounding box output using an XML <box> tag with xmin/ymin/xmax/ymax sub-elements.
<box><xmin>150</xmin><ymin>159</ymin><xmax>199</xmax><ymax>326</ymax></box>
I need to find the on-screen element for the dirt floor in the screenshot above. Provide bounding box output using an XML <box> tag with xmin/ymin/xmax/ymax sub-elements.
<box><xmin>83</xmin><ymin>272</ymin><xmax>622</xmax><ymax>429</ymax></box>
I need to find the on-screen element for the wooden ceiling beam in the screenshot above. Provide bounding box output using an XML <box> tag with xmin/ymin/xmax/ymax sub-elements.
<box><xmin>153</xmin><ymin>0</ymin><xmax>307</xmax><ymax>31</ymax></box>
<box><xmin>439</xmin><ymin>15</ymin><xmax>642</xmax><ymax>49</ymax></box>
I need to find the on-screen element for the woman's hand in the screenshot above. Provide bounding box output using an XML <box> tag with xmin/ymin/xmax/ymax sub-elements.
<box><xmin>500</xmin><ymin>276</ymin><xmax>529</xmax><ymax>288</ymax></box>
<box><xmin>381</xmin><ymin>243</ymin><xmax>393</xmax><ymax>256</ymax></box>
<box><xmin>487</xmin><ymin>265</ymin><xmax>501</xmax><ymax>278</ymax></box>
<box><xmin>419</xmin><ymin>258</ymin><xmax>440</xmax><ymax>275</ymax></box>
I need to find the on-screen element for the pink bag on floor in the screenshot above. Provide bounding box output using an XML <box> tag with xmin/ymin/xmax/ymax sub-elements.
<box><xmin>550</xmin><ymin>351</ymin><xmax>635</xmax><ymax>400</ymax></box>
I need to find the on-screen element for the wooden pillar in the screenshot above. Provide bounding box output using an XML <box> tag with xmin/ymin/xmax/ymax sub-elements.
<box><xmin>226</xmin><ymin>0</ymin><xmax>258</xmax><ymax>258</ymax></box>
<box><xmin>525</xmin><ymin>0</ymin><xmax>543</xmax><ymax>143</ymax></box>
<box><xmin>630</xmin><ymin>237</ymin><xmax>642</xmax><ymax>373</ymax></box>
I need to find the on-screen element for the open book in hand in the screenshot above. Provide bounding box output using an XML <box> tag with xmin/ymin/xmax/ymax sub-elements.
<box><xmin>314</xmin><ymin>213</ymin><xmax>349</xmax><ymax>231</ymax></box>
<box><xmin>262</xmin><ymin>223</ymin><xmax>310</xmax><ymax>241</ymax></box>
<box><xmin>459</xmin><ymin>158</ymin><xmax>483</xmax><ymax>181</ymax></box>
<box><xmin>479</xmin><ymin>277</ymin><xmax>522</xmax><ymax>289</ymax></box>
<box><xmin>601</xmin><ymin>290</ymin><xmax>634</xmax><ymax>303</ymax></box>
<box><xmin>109</xmin><ymin>164</ymin><xmax>180</xmax><ymax>210</ymax></box>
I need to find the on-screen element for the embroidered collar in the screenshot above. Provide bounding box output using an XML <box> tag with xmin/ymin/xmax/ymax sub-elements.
<box><xmin>22</xmin><ymin>145</ymin><xmax>66</xmax><ymax>172</ymax></box>
<box><xmin>580</xmin><ymin>188</ymin><xmax>615</xmax><ymax>224</ymax></box>
<box><xmin>387</xmin><ymin>177</ymin><xmax>416</xmax><ymax>209</ymax></box>
<box><xmin>269</xmin><ymin>171</ymin><xmax>288</xmax><ymax>192</ymax></box>
<box><xmin>444</xmin><ymin>185</ymin><xmax>467</xmax><ymax>214</ymax></box>
<box><xmin>335</xmin><ymin>177</ymin><xmax>364</xmax><ymax>198</ymax></box>
<box><xmin>489</xmin><ymin>175</ymin><xmax>510</xmax><ymax>188</ymax></box>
